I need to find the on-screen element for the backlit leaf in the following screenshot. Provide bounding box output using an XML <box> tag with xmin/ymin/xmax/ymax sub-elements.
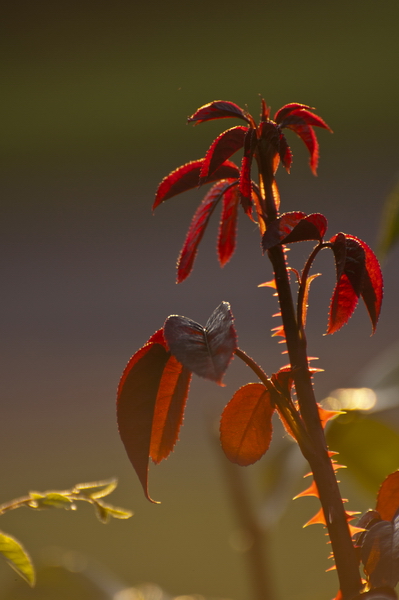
<box><xmin>357</xmin><ymin>237</ymin><xmax>384</xmax><ymax>332</ymax></box>
<box><xmin>117</xmin><ymin>330</ymin><xmax>191</xmax><ymax>501</ymax></box>
<box><xmin>220</xmin><ymin>383</ymin><xmax>274</xmax><ymax>466</ymax></box>
<box><xmin>274</xmin><ymin>103</ymin><xmax>314</xmax><ymax>123</ymax></box>
<box><xmin>283</xmin><ymin>118</ymin><xmax>319</xmax><ymax>175</ymax></box>
<box><xmin>117</xmin><ymin>330</ymin><xmax>169</xmax><ymax>502</ymax></box>
<box><xmin>74</xmin><ymin>478</ymin><xmax>118</xmax><ymax>499</ymax></box>
<box><xmin>177</xmin><ymin>180</ymin><xmax>237</xmax><ymax>283</ymax></box>
<box><xmin>153</xmin><ymin>159</ymin><xmax>240</xmax><ymax>209</ymax></box>
<box><xmin>239</xmin><ymin>128</ymin><xmax>257</xmax><ymax>214</ymax></box>
<box><xmin>328</xmin><ymin>234</ymin><xmax>382</xmax><ymax>334</ymax></box>
<box><xmin>218</xmin><ymin>183</ymin><xmax>240</xmax><ymax>266</ymax></box>
<box><xmin>360</xmin><ymin>514</ymin><xmax>399</xmax><ymax>588</ymax></box>
<box><xmin>199</xmin><ymin>126</ymin><xmax>247</xmax><ymax>183</ymax></box>
<box><xmin>0</xmin><ymin>531</ymin><xmax>35</xmax><ymax>586</ymax></box>
<box><xmin>262</xmin><ymin>212</ymin><xmax>327</xmax><ymax>251</ymax></box>
<box><xmin>328</xmin><ymin>235</ymin><xmax>366</xmax><ymax>334</ymax></box>
<box><xmin>188</xmin><ymin>101</ymin><xmax>251</xmax><ymax>125</ymax></box>
<box><xmin>377</xmin><ymin>472</ymin><xmax>399</xmax><ymax>522</ymax></box>
<box><xmin>164</xmin><ymin>302</ymin><xmax>237</xmax><ymax>384</ymax></box>
<box><xmin>150</xmin><ymin>355</ymin><xmax>191</xmax><ymax>463</ymax></box>
<box><xmin>278</xmin><ymin>132</ymin><xmax>292</xmax><ymax>172</ymax></box>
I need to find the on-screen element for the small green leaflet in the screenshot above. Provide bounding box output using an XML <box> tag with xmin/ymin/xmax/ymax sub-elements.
<box><xmin>0</xmin><ymin>531</ymin><xmax>35</xmax><ymax>586</ymax></box>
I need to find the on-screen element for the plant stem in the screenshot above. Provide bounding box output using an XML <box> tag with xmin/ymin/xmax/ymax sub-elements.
<box><xmin>267</xmin><ymin>244</ymin><xmax>362</xmax><ymax>599</ymax></box>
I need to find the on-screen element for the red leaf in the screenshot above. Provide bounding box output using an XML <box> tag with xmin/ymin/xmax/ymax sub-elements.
<box><xmin>177</xmin><ymin>180</ymin><xmax>236</xmax><ymax>283</ymax></box>
<box><xmin>239</xmin><ymin>128</ymin><xmax>257</xmax><ymax>214</ymax></box>
<box><xmin>280</xmin><ymin>108</ymin><xmax>332</xmax><ymax>132</ymax></box>
<box><xmin>262</xmin><ymin>212</ymin><xmax>327</xmax><ymax>251</ymax></box>
<box><xmin>153</xmin><ymin>159</ymin><xmax>240</xmax><ymax>209</ymax></box>
<box><xmin>218</xmin><ymin>183</ymin><xmax>240</xmax><ymax>266</ymax></box>
<box><xmin>327</xmin><ymin>272</ymin><xmax>360</xmax><ymax>334</ymax></box>
<box><xmin>377</xmin><ymin>472</ymin><xmax>399</xmax><ymax>522</ymax></box>
<box><xmin>278</xmin><ymin>132</ymin><xmax>292</xmax><ymax>173</ymax></box>
<box><xmin>116</xmin><ymin>329</ymin><xmax>169</xmax><ymax>503</ymax></box>
<box><xmin>283</xmin><ymin>118</ymin><xmax>319</xmax><ymax>175</ymax></box>
<box><xmin>150</xmin><ymin>356</ymin><xmax>192</xmax><ymax>464</ymax></box>
<box><xmin>328</xmin><ymin>234</ymin><xmax>382</xmax><ymax>334</ymax></box>
<box><xmin>356</xmin><ymin>237</ymin><xmax>384</xmax><ymax>332</ymax></box>
<box><xmin>328</xmin><ymin>235</ymin><xmax>366</xmax><ymax>333</ymax></box>
<box><xmin>199</xmin><ymin>126</ymin><xmax>247</xmax><ymax>184</ymax></box>
<box><xmin>274</xmin><ymin>103</ymin><xmax>314</xmax><ymax>123</ymax></box>
<box><xmin>188</xmin><ymin>100</ymin><xmax>251</xmax><ymax>125</ymax></box>
<box><xmin>163</xmin><ymin>302</ymin><xmax>237</xmax><ymax>384</ymax></box>
<box><xmin>220</xmin><ymin>383</ymin><xmax>274</xmax><ymax>466</ymax></box>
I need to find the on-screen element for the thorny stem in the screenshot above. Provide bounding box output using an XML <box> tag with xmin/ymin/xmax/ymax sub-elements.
<box><xmin>262</xmin><ymin>177</ymin><xmax>362</xmax><ymax>598</ymax></box>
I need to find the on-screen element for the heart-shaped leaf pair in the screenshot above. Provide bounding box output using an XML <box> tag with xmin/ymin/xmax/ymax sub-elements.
<box><xmin>117</xmin><ymin>304</ymin><xmax>237</xmax><ymax>501</ymax></box>
<box><xmin>164</xmin><ymin>302</ymin><xmax>237</xmax><ymax>384</ymax></box>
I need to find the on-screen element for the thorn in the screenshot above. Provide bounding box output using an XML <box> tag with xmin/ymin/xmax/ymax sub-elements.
<box><xmin>293</xmin><ymin>480</ymin><xmax>319</xmax><ymax>499</ymax></box>
<box><xmin>303</xmin><ymin>507</ymin><xmax>326</xmax><ymax>528</ymax></box>
<box><xmin>258</xmin><ymin>279</ymin><xmax>277</xmax><ymax>289</ymax></box>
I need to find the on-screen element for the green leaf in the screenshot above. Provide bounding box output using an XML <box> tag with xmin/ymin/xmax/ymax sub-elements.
<box><xmin>29</xmin><ymin>491</ymin><xmax>74</xmax><ymax>509</ymax></box>
<box><xmin>327</xmin><ymin>412</ymin><xmax>399</xmax><ymax>495</ymax></box>
<box><xmin>0</xmin><ymin>531</ymin><xmax>35</xmax><ymax>586</ymax></box>
<box><xmin>93</xmin><ymin>500</ymin><xmax>133</xmax><ymax>524</ymax></box>
<box><xmin>73</xmin><ymin>478</ymin><xmax>118</xmax><ymax>499</ymax></box>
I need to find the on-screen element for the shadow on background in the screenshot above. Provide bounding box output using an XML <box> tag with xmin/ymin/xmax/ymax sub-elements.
<box><xmin>1</xmin><ymin>1</ymin><xmax>399</xmax><ymax>599</ymax></box>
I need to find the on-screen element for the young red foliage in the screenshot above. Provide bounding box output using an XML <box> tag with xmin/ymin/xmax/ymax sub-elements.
<box><xmin>177</xmin><ymin>180</ymin><xmax>238</xmax><ymax>283</ymax></box>
<box><xmin>117</xmin><ymin>329</ymin><xmax>191</xmax><ymax>502</ymax></box>
<box><xmin>328</xmin><ymin>234</ymin><xmax>383</xmax><ymax>334</ymax></box>
<box><xmin>262</xmin><ymin>212</ymin><xmax>327</xmax><ymax>251</ymax></box>
<box><xmin>153</xmin><ymin>159</ymin><xmax>240</xmax><ymax>209</ymax></box>
<box><xmin>187</xmin><ymin>100</ymin><xmax>253</xmax><ymax>125</ymax></box>
<box><xmin>218</xmin><ymin>184</ymin><xmax>240</xmax><ymax>266</ymax></box>
<box><xmin>163</xmin><ymin>302</ymin><xmax>237</xmax><ymax>384</ymax></box>
<box><xmin>220</xmin><ymin>383</ymin><xmax>274</xmax><ymax>466</ymax></box>
<box><xmin>199</xmin><ymin>126</ymin><xmax>247</xmax><ymax>184</ymax></box>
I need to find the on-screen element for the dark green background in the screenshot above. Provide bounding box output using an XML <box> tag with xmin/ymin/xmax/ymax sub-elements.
<box><xmin>1</xmin><ymin>1</ymin><xmax>399</xmax><ymax>599</ymax></box>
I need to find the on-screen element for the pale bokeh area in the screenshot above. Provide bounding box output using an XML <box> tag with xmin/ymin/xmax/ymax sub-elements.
<box><xmin>1</xmin><ymin>1</ymin><xmax>399</xmax><ymax>599</ymax></box>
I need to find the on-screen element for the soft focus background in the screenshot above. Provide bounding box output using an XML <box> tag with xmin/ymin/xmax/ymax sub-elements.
<box><xmin>1</xmin><ymin>1</ymin><xmax>399</xmax><ymax>599</ymax></box>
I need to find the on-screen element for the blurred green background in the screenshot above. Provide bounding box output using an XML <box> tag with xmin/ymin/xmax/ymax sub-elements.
<box><xmin>1</xmin><ymin>1</ymin><xmax>399</xmax><ymax>599</ymax></box>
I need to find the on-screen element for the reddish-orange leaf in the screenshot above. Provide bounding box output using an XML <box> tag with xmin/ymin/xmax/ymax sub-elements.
<box><xmin>327</xmin><ymin>272</ymin><xmax>360</xmax><ymax>334</ymax></box>
<box><xmin>153</xmin><ymin>159</ymin><xmax>240</xmax><ymax>209</ymax></box>
<box><xmin>150</xmin><ymin>355</ymin><xmax>192</xmax><ymax>464</ymax></box>
<box><xmin>218</xmin><ymin>183</ymin><xmax>240</xmax><ymax>267</ymax></box>
<box><xmin>220</xmin><ymin>383</ymin><xmax>274</xmax><ymax>466</ymax></box>
<box><xmin>188</xmin><ymin>100</ymin><xmax>252</xmax><ymax>125</ymax></box>
<box><xmin>376</xmin><ymin>471</ymin><xmax>399</xmax><ymax>522</ymax></box>
<box><xmin>117</xmin><ymin>329</ymin><xmax>169</xmax><ymax>503</ymax></box>
<box><xmin>199</xmin><ymin>126</ymin><xmax>247</xmax><ymax>183</ymax></box>
<box><xmin>177</xmin><ymin>180</ymin><xmax>235</xmax><ymax>282</ymax></box>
